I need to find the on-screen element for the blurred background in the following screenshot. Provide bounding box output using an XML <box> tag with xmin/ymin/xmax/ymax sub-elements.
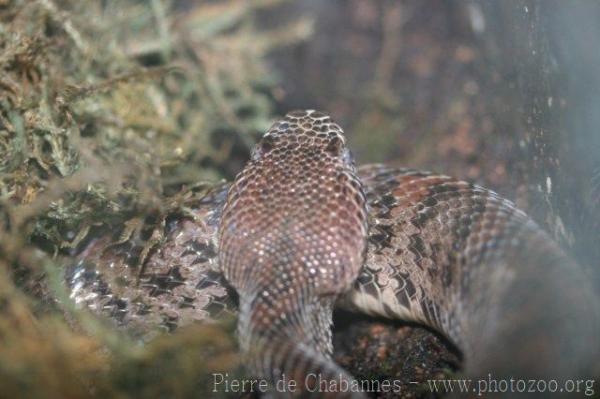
<box><xmin>0</xmin><ymin>0</ymin><xmax>598</xmax><ymax>398</ymax></box>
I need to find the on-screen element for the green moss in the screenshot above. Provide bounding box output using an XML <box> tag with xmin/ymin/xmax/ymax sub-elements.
<box><xmin>0</xmin><ymin>1</ymin><xmax>310</xmax><ymax>397</ymax></box>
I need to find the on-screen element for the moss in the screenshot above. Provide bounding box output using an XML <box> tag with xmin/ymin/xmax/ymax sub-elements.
<box><xmin>0</xmin><ymin>1</ymin><xmax>310</xmax><ymax>398</ymax></box>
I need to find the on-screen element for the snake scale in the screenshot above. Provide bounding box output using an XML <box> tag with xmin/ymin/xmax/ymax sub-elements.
<box><xmin>67</xmin><ymin>110</ymin><xmax>600</xmax><ymax>397</ymax></box>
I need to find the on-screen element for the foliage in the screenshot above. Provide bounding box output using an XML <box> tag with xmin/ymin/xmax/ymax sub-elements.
<box><xmin>0</xmin><ymin>1</ymin><xmax>310</xmax><ymax>397</ymax></box>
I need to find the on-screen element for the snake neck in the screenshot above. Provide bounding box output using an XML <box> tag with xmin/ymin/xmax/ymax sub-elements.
<box><xmin>238</xmin><ymin>290</ymin><xmax>335</xmax><ymax>357</ymax></box>
<box><xmin>239</xmin><ymin>290</ymin><xmax>364</xmax><ymax>398</ymax></box>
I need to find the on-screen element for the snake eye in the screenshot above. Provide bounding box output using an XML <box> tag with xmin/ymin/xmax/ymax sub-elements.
<box><xmin>251</xmin><ymin>135</ymin><xmax>276</xmax><ymax>160</ymax></box>
<box><xmin>261</xmin><ymin>136</ymin><xmax>275</xmax><ymax>153</ymax></box>
<box><xmin>325</xmin><ymin>136</ymin><xmax>343</xmax><ymax>156</ymax></box>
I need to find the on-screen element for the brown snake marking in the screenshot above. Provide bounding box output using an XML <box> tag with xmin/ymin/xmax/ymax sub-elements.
<box><xmin>67</xmin><ymin>185</ymin><xmax>236</xmax><ymax>337</ymax></box>
<box><xmin>67</xmin><ymin>111</ymin><xmax>600</xmax><ymax>397</ymax></box>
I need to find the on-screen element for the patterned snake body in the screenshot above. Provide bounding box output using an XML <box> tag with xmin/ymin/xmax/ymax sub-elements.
<box><xmin>349</xmin><ymin>165</ymin><xmax>599</xmax><ymax>380</ymax></box>
<box><xmin>218</xmin><ymin>110</ymin><xmax>368</xmax><ymax>396</ymax></box>
<box><xmin>67</xmin><ymin>111</ymin><xmax>599</xmax><ymax>397</ymax></box>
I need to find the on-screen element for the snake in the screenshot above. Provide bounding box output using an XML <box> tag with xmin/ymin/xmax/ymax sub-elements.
<box><xmin>66</xmin><ymin>110</ymin><xmax>600</xmax><ymax>397</ymax></box>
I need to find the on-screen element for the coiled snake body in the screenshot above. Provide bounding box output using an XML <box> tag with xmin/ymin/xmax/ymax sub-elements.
<box><xmin>68</xmin><ymin>111</ymin><xmax>600</xmax><ymax>397</ymax></box>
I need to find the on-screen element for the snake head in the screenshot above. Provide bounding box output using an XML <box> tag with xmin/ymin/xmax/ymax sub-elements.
<box><xmin>251</xmin><ymin>109</ymin><xmax>356</xmax><ymax>170</ymax></box>
<box><xmin>222</xmin><ymin>109</ymin><xmax>368</xmax><ymax>296</ymax></box>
